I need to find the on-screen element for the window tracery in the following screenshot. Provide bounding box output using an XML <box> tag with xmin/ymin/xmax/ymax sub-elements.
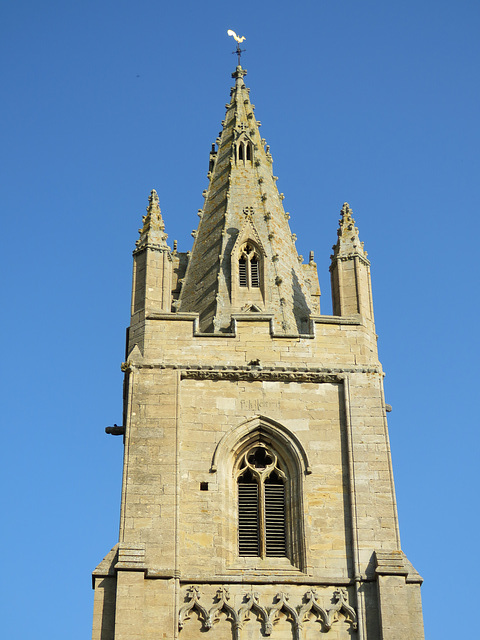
<box><xmin>212</xmin><ymin>417</ymin><xmax>307</xmax><ymax>570</ymax></box>
<box><xmin>237</xmin><ymin>444</ymin><xmax>287</xmax><ymax>558</ymax></box>
<box><xmin>238</xmin><ymin>243</ymin><xmax>260</xmax><ymax>289</ymax></box>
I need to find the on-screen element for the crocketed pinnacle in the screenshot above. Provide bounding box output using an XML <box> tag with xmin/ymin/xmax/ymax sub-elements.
<box><xmin>178</xmin><ymin>66</ymin><xmax>320</xmax><ymax>333</ymax></box>
<box><xmin>331</xmin><ymin>203</ymin><xmax>368</xmax><ymax>261</ymax></box>
<box><xmin>135</xmin><ymin>189</ymin><xmax>170</xmax><ymax>251</ymax></box>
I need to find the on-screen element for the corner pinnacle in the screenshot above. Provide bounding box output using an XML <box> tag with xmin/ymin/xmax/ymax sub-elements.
<box><xmin>135</xmin><ymin>189</ymin><xmax>170</xmax><ymax>250</ymax></box>
<box><xmin>331</xmin><ymin>203</ymin><xmax>368</xmax><ymax>261</ymax></box>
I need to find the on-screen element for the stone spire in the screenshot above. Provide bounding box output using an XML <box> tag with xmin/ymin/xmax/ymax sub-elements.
<box><xmin>135</xmin><ymin>189</ymin><xmax>170</xmax><ymax>251</ymax></box>
<box><xmin>330</xmin><ymin>203</ymin><xmax>374</xmax><ymax>321</ymax></box>
<box><xmin>178</xmin><ymin>66</ymin><xmax>320</xmax><ymax>333</ymax></box>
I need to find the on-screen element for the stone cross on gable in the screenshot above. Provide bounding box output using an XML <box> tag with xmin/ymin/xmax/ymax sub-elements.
<box><xmin>238</xmin><ymin>123</ymin><xmax>248</xmax><ymax>131</ymax></box>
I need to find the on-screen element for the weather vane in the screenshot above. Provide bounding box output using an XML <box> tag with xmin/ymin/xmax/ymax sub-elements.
<box><xmin>227</xmin><ymin>29</ymin><xmax>246</xmax><ymax>65</ymax></box>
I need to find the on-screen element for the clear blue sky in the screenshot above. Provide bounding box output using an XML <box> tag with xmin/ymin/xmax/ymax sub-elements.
<box><xmin>1</xmin><ymin>1</ymin><xmax>478</xmax><ymax>638</ymax></box>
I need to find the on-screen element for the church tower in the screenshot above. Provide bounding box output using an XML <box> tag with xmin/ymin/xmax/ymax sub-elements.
<box><xmin>92</xmin><ymin>64</ymin><xmax>424</xmax><ymax>640</ymax></box>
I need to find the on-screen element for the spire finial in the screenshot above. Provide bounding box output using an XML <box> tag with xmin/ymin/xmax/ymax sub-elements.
<box><xmin>227</xmin><ymin>29</ymin><xmax>246</xmax><ymax>65</ymax></box>
<box><xmin>148</xmin><ymin>189</ymin><xmax>161</xmax><ymax>217</ymax></box>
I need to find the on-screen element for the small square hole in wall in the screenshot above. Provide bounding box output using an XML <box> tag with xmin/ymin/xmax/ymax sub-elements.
<box><xmin>200</xmin><ymin>482</ymin><xmax>209</xmax><ymax>491</ymax></box>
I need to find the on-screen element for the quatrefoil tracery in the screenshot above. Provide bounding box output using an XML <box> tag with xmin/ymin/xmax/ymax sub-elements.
<box><xmin>236</xmin><ymin>444</ymin><xmax>286</xmax><ymax>482</ymax></box>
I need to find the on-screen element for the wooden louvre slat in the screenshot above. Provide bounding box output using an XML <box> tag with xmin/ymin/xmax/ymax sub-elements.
<box><xmin>264</xmin><ymin>484</ymin><xmax>286</xmax><ymax>556</ymax></box>
<box><xmin>239</xmin><ymin>259</ymin><xmax>247</xmax><ymax>287</ymax></box>
<box><xmin>250</xmin><ymin>260</ymin><xmax>259</xmax><ymax>287</ymax></box>
<box><xmin>238</xmin><ymin>483</ymin><xmax>259</xmax><ymax>556</ymax></box>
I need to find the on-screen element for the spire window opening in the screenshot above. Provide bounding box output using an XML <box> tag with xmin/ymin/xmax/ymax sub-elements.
<box><xmin>237</xmin><ymin>445</ymin><xmax>287</xmax><ymax>558</ymax></box>
<box><xmin>239</xmin><ymin>243</ymin><xmax>261</xmax><ymax>289</ymax></box>
<box><xmin>235</xmin><ymin>139</ymin><xmax>253</xmax><ymax>165</ymax></box>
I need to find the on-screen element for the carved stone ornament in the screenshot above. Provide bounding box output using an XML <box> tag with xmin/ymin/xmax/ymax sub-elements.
<box><xmin>238</xmin><ymin>591</ymin><xmax>271</xmax><ymax>635</ymax></box>
<box><xmin>178</xmin><ymin>586</ymin><xmax>357</xmax><ymax>637</ymax></box>
<box><xmin>124</xmin><ymin>361</ymin><xmax>382</xmax><ymax>377</ymax></box>
<box><xmin>298</xmin><ymin>588</ymin><xmax>357</xmax><ymax>632</ymax></box>
<box><xmin>207</xmin><ymin>587</ymin><xmax>241</xmax><ymax>632</ymax></box>
<box><xmin>268</xmin><ymin>592</ymin><xmax>301</xmax><ymax>636</ymax></box>
<box><xmin>181</xmin><ymin>369</ymin><xmax>342</xmax><ymax>384</ymax></box>
<box><xmin>178</xmin><ymin>586</ymin><xmax>209</xmax><ymax>631</ymax></box>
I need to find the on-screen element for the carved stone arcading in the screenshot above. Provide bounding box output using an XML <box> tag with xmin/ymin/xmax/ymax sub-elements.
<box><xmin>297</xmin><ymin>588</ymin><xmax>357</xmax><ymax>632</ymax></box>
<box><xmin>310</xmin><ymin>588</ymin><xmax>356</xmax><ymax>631</ymax></box>
<box><xmin>178</xmin><ymin>587</ymin><xmax>358</xmax><ymax>636</ymax></box>
<box><xmin>178</xmin><ymin>586</ymin><xmax>209</xmax><ymax>630</ymax></box>
<box><xmin>237</xmin><ymin>591</ymin><xmax>271</xmax><ymax>635</ymax></box>
<box><xmin>269</xmin><ymin>592</ymin><xmax>300</xmax><ymax>635</ymax></box>
<box><xmin>207</xmin><ymin>587</ymin><xmax>241</xmax><ymax>631</ymax></box>
<box><xmin>326</xmin><ymin>588</ymin><xmax>358</xmax><ymax>629</ymax></box>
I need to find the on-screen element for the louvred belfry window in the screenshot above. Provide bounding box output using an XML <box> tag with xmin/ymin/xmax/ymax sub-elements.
<box><xmin>237</xmin><ymin>445</ymin><xmax>287</xmax><ymax>558</ymax></box>
<box><xmin>239</xmin><ymin>243</ymin><xmax>260</xmax><ymax>289</ymax></box>
<box><xmin>250</xmin><ymin>258</ymin><xmax>259</xmax><ymax>287</ymax></box>
<box><xmin>239</xmin><ymin>257</ymin><xmax>248</xmax><ymax>287</ymax></box>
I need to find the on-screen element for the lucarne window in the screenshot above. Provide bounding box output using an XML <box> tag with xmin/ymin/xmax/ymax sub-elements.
<box><xmin>235</xmin><ymin>139</ymin><xmax>253</xmax><ymax>165</ymax></box>
<box><xmin>239</xmin><ymin>243</ymin><xmax>260</xmax><ymax>289</ymax></box>
<box><xmin>237</xmin><ymin>445</ymin><xmax>287</xmax><ymax>558</ymax></box>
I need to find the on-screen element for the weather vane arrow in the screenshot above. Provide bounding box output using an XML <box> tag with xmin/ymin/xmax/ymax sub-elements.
<box><xmin>227</xmin><ymin>29</ymin><xmax>246</xmax><ymax>65</ymax></box>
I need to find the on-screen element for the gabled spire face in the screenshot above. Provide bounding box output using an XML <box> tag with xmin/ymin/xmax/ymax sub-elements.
<box><xmin>331</xmin><ymin>203</ymin><xmax>368</xmax><ymax>262</ymax></box>
<box><xmin>135</xmin><ymin>189</ymin><xmax>170</xmax><ymax>252</ymax></box>
<box><xmin>178</xmin><ymin>67</ymin><xmax>320</xmax><ymax>333</ymax></box>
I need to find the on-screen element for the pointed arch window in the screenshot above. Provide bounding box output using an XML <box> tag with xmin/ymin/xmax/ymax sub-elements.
<box><xmin>213</xmin><ymin>416</ymin><xmax>308</xmax><ymax>570</ymax></box>
<box><xmin>237</xmin><ymin>445</ymin><xmax>287</xmax><ymax>558</ymax></box>
<box><xmin>239</xmin><ymin>243</ymin><xmax>260</xmax><ymax>289</ymax></box>
<box><xmin>235</xmin><ymin>138</ymin><xmax>253</xmax><ymax>165</ymax></box>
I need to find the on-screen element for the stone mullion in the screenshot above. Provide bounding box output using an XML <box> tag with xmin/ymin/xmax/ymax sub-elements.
<box><xmin>258</xmin><ymin>477</ymin><xmax>267</xmax><ymax>558</ymax></box>
<box><xmin>246</xmin><ymin>254</ymin><xmax>252</xmax><ymax>289</ymax></box>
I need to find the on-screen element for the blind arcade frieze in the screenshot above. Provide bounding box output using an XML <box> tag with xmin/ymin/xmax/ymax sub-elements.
<box><xmin>178</xmin><ymin>585</ymin><xmax>357</xmax><ymax>637</ymax></box>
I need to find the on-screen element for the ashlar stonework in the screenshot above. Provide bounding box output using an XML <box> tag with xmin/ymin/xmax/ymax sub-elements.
<box><xmin>91</xmin><ymin>65</ymin><xmax>425</xmax><ymax>640</ymax></box>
